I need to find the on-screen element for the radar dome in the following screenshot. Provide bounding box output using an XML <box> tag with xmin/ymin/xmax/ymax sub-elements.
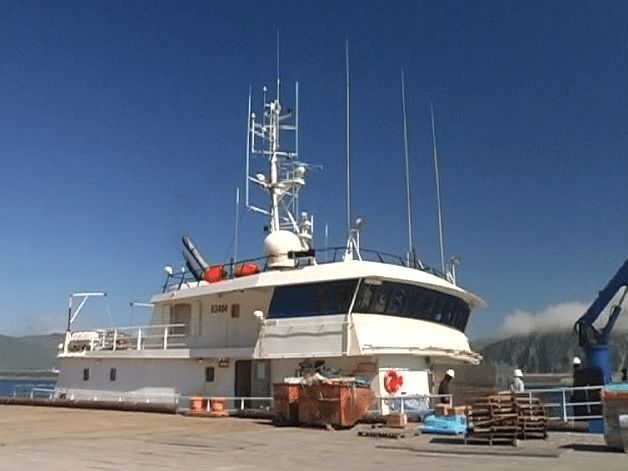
<box><xmin>264</xmin><ymin>230</ymin><xmax>302</xmax><ymax>269</ymax></box>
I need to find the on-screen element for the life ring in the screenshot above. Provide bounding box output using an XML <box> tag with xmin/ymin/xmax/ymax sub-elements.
<box><xmin>383</xmin><ymin>369</ymin><xmax>403</xmax><ymax>394</ymax></box>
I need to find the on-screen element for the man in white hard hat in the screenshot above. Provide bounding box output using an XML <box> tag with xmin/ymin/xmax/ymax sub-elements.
<box><xmin>438</xmin><ymin>369</ymin><xmax>455</xmax><ymax>404</ymax></box>
<box><xmin>510</xmin><ymin>368</ymin><xmax>524</xmax><ymax>393</ymax></box>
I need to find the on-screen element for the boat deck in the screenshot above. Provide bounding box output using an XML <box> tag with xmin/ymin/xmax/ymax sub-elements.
<box><xmin>0</xmin><ymin>405</ymin><xmax>625</xmax><ymax>470</ymax></box>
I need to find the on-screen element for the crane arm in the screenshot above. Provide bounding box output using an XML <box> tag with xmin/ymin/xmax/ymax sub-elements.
<box><xmin>574</xmin><ymin>258</ymin><xmax>628</xmax><ymax>347</ymax></box>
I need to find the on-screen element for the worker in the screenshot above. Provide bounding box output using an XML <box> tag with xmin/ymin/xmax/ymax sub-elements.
<box><xmin>622</xmin><ymin>368</ymin><xmax>627</xmax><ymax>382</ymax></box>
<box><xmin>510</xmin><ymin>368</ymin><xmax>525</xmax><ymax>393</ymax></box>
<box><xmin>437</xmin><ymin>369</ymin><xmax>455</xmax><ymax>403</ymax></box>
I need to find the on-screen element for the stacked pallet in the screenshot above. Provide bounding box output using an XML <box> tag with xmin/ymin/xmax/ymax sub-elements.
<box><xmin>465</xmin><ymin>393</ymin><xmax>547</xmax><ymax>445</ymax></box>
<box><xmin>466</xmin><ymin>394</ymin><xmax>519</xmax><ymax>445</ymax></box>
<box><xmin>514</xmin><ymin>395</ymin><xmax>548</xmax><ymax>439</ymax></box>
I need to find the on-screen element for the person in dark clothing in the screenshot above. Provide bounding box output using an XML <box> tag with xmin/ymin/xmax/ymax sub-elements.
<box><xmin>438</xmin><ymin>369</ymin><xmax>454</xmax><ymax>404</ymax></box>
<box><xmin>622</xmin><ymin>368</ymin><xmax>627</xmax><ymax>382</ymax></box>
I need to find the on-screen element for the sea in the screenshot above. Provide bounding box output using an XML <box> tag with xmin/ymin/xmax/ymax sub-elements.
<box><xmin>0</xmin><ymin>377</ymin><xmax>57</xmax><ymax>397</ymax></box>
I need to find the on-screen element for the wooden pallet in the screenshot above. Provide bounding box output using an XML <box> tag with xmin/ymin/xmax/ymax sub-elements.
<box><xmin>466</xmin><ymin>393</ymin><xmax>548</xmax><ymax>444</ymax></box>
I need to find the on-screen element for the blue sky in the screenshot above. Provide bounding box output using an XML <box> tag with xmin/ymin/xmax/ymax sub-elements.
<box><xmin>0</xmin><ymin>1</ymin><xmax>625</xmax><ymax>339</ymax></box>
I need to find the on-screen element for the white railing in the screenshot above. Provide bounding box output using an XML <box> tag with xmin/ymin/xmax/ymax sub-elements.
<box><xmin>514</xmin><ymin>385</ymin><xmax>604</xmax><ymax>422</ymax></box>
<box><xmin>12</xmin><ymin>386</ymin><xmax>56</xmax><ymax>399</ymax></box>
<box><xmin>65</xmin><ymin>323</ymin><xmax>187</xmax><ymax>353</ymax></box>
<box><xmin>374</xmin><ymin>393</ymin><xmax>453</xmax><ymax>415</ymax></box>
<box><xmin>53</xmin><ymin>387</ymin><xmax>179</xmax><ymax>404</ymax></box>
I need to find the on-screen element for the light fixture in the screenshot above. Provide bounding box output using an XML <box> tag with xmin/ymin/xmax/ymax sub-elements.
<box><xmin>164</xmin><ymin>265</ymin><xmax>173</xmax><ymax>275</ymax></box>
<box><xmin>253</xmin><ymin>310</ymin><xmax>265</xmax><ymax>320</ymax></box>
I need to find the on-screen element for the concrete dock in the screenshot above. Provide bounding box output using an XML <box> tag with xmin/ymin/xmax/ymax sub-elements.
<box><xmin>0</xmin><ymin>405</ymin><xmax>625</xmax><ymax>470</ymax></box>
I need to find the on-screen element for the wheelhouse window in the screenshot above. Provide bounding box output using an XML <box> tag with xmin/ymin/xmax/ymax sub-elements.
<box><xmin>83</xmin><ymin>368</ymin><xmax>90</xmax><ymax>381</ymax></box>
<box><xmin>355</xmin><ymin>281</ymin><xmax>470</xmax><ymax>332</ymax></box>
<box><xmin>110</xmin><ymin>368</ymin><xmax>117</xmax><ymax>381</ymax></box>
<box><xmin>268</xmin><ymin>279</ymin><xmax>359</xmax><ymax>318</ymax></box>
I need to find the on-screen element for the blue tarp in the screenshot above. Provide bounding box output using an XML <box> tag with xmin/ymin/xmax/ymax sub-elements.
<box><xmin>420</xmin><ymin>414</ymin><xmax>468</xmax><ymax>435</ymax></box>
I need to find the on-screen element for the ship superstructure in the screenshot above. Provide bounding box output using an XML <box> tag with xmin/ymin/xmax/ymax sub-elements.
<box><xmin>56</xmin><ymin>77</ymin><xmax>485</xmax><ymax>411</ymax></box>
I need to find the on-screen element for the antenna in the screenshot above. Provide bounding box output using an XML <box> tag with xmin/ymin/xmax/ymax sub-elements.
<box><xmin>276</xmin><ymin>30</ymin><xmax>281</xmax><ymax>105</ymax></box>
<box><xmin>234</xmin><ymin>187</ymin><xmax>240</xmax><ymax>263</ymax></box>
<box><xmin>345</xmin><ymin>38</ymin><xmax>352</xmax><ymax>240</ymax></box>
<box><xmin>245</xmin><ymin>86</ymin><xmax>252</xmax><ymax>209</ymax></box>
<box><xmin>324</xmin><ymin>223</ymin><xmax>329</xmax><ymax>261</ymax></box>
<box><xmin>431</xmin><ymin>103</ymin><xmax>445</xmax><ymax>273</ymax></box>
<box><xmin>401</xmin><ymin>70</ymin><xmax>416</xmax><ymax>267</ymax></box>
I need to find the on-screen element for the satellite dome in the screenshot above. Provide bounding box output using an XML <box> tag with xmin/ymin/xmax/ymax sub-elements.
<box><xmin>264</xmin><ymin>230</ymin><xmax>302</xmax><ymax>269</ymax></box>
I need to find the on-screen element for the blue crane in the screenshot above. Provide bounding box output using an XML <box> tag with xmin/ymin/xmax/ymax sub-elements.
<box><xmin>573</xmin><ymin>258</ymin><xmax>628</xmax><ymax>384</ymax></box>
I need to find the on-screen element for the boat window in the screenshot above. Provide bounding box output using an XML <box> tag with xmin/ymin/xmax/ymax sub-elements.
<box><xmin>83</xmin><ymin>368</ymin><xmax>89</xmax><ymax>381</ymax></box>
<box><xmin>110</xmin><ymin>368</ymin><xmax>117</xmax><ymax>382</ymax></box>
<box><xmin>268</xmin><ymin>279</ymin><xmax>359</xmax><ymax>318</ymax></box>
<box><xmin>171</xmin><ymin>303</ymin><xmax>191</xmax><ymax>336</ymax></box>
<box><xmin>354</xmin><ymin>281</ymin><xmax>471</xmax><ymax>332</ymax></box>
<box><xmin>205</xmin><ymin>367</ymin><xmax>215</xmax><ymax>382</ymax></box>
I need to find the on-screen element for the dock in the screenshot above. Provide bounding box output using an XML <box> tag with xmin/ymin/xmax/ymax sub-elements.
<box><xmin>0</xmin><ymin>405</ymin><xmax>625</xmax><ymax>470</ymax></box>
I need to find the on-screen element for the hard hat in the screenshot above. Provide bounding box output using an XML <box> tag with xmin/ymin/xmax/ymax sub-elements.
<box><xmin>514</xmin><ymin>368</ymin><xmax>523</xmax><ymax>377</ymax></box>
<box><xmin>573</xmin><ymin>357</ymin><xmax>581</xmax><ymax>365</ymax></box>
<box><xmin>446</xmin><ymin>369</ymin><xmax>455</xmax><ymax>378</ymax></box>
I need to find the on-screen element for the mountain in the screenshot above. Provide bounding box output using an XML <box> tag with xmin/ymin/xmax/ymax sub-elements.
<box><xmin>474</xmin><ymin>330</ymin><xmax>628</xmax><ymax>373</ymax></box>
<box><xmin>0</xmin><ymin>334</ymin><xmax>63</xmax><ymax>372</ymax></box>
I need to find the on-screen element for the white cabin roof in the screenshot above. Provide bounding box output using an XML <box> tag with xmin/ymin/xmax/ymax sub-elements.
<box><xmin>151</xmin><ymin>259</ymin><xmax>485</xmax><ymax>310</ymax></box>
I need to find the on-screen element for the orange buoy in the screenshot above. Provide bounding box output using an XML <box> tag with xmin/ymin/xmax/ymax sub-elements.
<box><xmin>203</xmin><ymin>265</ymin><xmax>225</xmax><ymax>283</ymax></box>
<box><xmin>234</xmin><ymin>263</ymin><xmax>260</xmax><ymax>277</ymax></box>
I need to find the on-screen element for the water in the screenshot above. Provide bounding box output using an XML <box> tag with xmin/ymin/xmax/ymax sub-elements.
<box><xmin>0</xmin><ymin>377</ymin><xmax>56</xmax><ymax>397</ymax></box>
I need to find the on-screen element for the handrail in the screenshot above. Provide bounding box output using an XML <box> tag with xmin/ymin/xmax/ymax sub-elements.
<box><xmin>64</xmin><ymin>323</ymin><xmax>188</xmax><ymax>352</ymax></box>
<box><xmin>517</xmin><ymin>385</ymin><xmax>604</xmax><ymax>422</ymax></box>
<box><xmin>163</xmin><ymin>246</ymin><xmax>447</xmax><ymax>292</ymax></box>
<box><xmin>374</xmin><ymin>393</ymin><xmax>452</xmax><ymax>414</ymax></box>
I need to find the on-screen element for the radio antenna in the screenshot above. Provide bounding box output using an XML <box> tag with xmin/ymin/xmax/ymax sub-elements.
<box><xmin>401</xmin><ymin>70</ymin><xmax>416</xmax><ymax>267</ymax></box>
<box><xmin>431</xmin><ymin>103</ymin><xmax>445</xmax><ymax>273</ymax></box>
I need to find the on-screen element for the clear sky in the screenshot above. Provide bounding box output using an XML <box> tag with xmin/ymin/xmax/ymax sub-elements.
<box><xmin>0</xmin><ymin>1</ymin><xmax>626</xmax><ymax>339</ymax></box>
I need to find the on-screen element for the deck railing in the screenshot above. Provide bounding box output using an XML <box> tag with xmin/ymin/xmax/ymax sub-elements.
<box><xmin>64</xmin><ymin>323</ymin><xmax>187</xmax><ymax>353</ymax></box>
<box><xmin>523</xmin><ymin>385</ymin><xmax>604</xmax><ymax>422</ymax></box>
<box><xmin>163</xmin><ymin>246</ymin><xmax>447</xmax><ymax>292</ymax></box>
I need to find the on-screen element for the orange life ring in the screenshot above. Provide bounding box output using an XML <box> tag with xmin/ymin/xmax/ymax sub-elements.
<box><xmin>383</xmin><ymin>369</ymin><xmax>403</xmax><ymax>394</ymax></box>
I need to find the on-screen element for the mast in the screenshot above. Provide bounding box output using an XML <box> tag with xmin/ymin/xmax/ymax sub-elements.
<box><xmin>431</xmin><ymin>103</ymin><xmax>445</xmax><ymax>273</ymax></box>
<box><xmin>245</xmin><ymin>38</ymin><xmax>314</xmax><ymax>249</ymax></box>
<box><xmin>401</xmin><ymin>70</ymin><xmax>415</xmax><ymax>267</ymax></box>
<box><xmin>342</xmin><ymin>39</ymin><xmax>362</xmax><ymax>261</ymax></box>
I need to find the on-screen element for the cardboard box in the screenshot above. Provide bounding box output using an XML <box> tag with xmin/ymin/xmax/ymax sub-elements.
<box><xmin>387</xmin><ymin>412</ymin><xmax>408</xmax><ymax>428</ymax></box>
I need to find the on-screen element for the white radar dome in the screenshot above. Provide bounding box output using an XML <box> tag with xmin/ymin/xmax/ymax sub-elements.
<box><xmin>264</xmin><ymin>230</ymin><xmax>302</xmax><ymax>269</ymax></box>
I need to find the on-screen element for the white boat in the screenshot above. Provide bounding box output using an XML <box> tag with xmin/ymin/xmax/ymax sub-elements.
<box><xmin>56</xmin><ymin>74</ymin><xmax>485</xmax><ymax>412</ymax></box>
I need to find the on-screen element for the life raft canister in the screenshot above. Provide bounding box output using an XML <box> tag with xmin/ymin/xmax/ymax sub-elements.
<box><xmin>234</xmin><ymin>263</ymin><xmax>260</xmax><ymax>277</ymax></box>
<box><xmin>203</xmin><ymin>265</ymin><xmax>226</xmax><ymax>283</ymax></box>
<box><xmin>383</xmin><ymin>369</ymin><xmax>404</xmax><ymax>394</ymax></box>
